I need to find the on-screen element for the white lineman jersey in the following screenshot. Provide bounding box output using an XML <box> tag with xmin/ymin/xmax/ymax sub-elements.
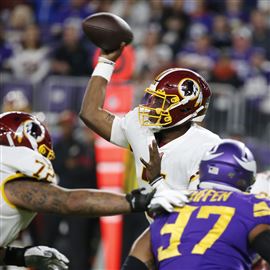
<box><xmin>251</xmin><ymin>170</ymin><xmax>270</xmax><ymax>196</ymax></box>
<box><xmin>0</xmin><ymin>145</ymin><xmax>56</xmax><ymax>247</ymax></box>
<box><xmin>111</xmin><ymin>107</ymin><xmax>221</xmax><ymax>191</ymax></box>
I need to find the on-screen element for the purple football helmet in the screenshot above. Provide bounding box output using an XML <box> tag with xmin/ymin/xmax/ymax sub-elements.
<box><xmin>199</xmin><ymin>139</ymin><xmax>257</xmax><ymax>192</ymax></box>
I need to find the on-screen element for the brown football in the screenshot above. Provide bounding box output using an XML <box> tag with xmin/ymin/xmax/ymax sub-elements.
<box><xmin>82</xmin><ymin>12</ymin><xmax>133</xmax><ymax>52</ymax></box>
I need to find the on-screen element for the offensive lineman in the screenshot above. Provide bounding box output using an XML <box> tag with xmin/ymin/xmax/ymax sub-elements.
<box><xmin>0</xmin><ymin>111</ymin><xmax>165</xmax><ymax>269</ymax></box>
<box><xmin>79</xmin><ymin>45</ymin><xmax>221</xmax><ymax>269</ymax></box>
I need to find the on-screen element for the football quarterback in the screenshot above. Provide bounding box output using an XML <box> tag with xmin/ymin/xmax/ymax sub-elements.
<box><xmin>80</xmin><ymin>43</ymin><xmax>270</xmax><ymax>270</ymax></box>
<box><xmin>80</xmin><ymin>45</ymin><xmax>222</xmax><ymax>269</ymax></box>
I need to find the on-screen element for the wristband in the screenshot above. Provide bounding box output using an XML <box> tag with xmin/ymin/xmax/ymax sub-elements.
<box><xmin>92</xmin><ymin>57</ymin><xmax>115</xmax><ymax>82</ymax></box>
<box><xmin>3</xmin><ymin>246</ymin><xmax>27</xmax><ymax>266</ymax></box>
<box><xmin>98</xmin><ymin>56</ymin><xmax>115</xmax><ymax>66</ymax></box>
<box><xmin>150</xmin><ymin>176</ymin><xmax>164</xmax><ymax>187</ymax></box>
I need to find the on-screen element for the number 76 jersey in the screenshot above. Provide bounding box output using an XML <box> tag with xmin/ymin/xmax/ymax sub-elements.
<box><xmin>0</xmin><ymin>145</ymin><xmax>56</xmax><ymax>246</ymax></box>
<box><xmin>150</xmin><ymin>189</ymin><xmax>270</xmax><ymax>270</ymax></box>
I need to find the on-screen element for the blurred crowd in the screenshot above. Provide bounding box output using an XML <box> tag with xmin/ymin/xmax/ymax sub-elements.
<box><xmin>0</xmin><ymin>0</ymin><xmax>270</xmax><ymax>269</ymax></box>
<box><xmin>0</xmin><ymin>0</ymin><xmax>270</xmax><ymax>85</ymax></box>
<box><xmin>0</xmin><ymin>0</ymin><xmax>270</xmax><ymax>137</ymax></box>
<box><xmin>0</xmin><ymin>0</ymin><xmax>270</xmax><ymax>82</ymax></box>
<box><xmin>1</xmin><ymin>0</ymin><xmax>269</xmax><ymax>152</ymax></box>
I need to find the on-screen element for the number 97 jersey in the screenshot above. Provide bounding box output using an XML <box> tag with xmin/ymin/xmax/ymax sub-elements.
<box><xmin>0</xmin><ymin>145</ymin><xmax>56</xmax><ymax>246</ymax></box>
<box><xmin>150</xmin><ymin>189</ymin><xmax>270</xmax><ymax>270</ymax></box>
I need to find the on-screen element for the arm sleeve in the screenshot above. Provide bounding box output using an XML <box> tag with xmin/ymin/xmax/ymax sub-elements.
<box><xmin>250</xmin><ymin>230</ymin><xmax>270</xmax><ymax>264</ymax></box>
<box><xmin>110</xmin><ymin>115</ymin><xmax>129</xmax><ymax>148</ymax></box>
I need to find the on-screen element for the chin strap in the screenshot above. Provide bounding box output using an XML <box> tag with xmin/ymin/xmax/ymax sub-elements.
<box><xmin>167</xmin><ymin>105</ymin><xmax>205</xmax><ymax>129</ymax></box>
<box><xmin>148</xmin><ymin>106</ymin><xmax>205</xmax><ymax>131</ymax></box>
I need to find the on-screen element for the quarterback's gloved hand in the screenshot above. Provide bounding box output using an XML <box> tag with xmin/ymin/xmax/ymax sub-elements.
<box><xmin>126</xmin><ymin>188</ymin><xmax>156</xmax><ymax>212</ymax></box>
<box><xmin>25</xmin><ymin>246</ymin><xmax>69</xmax><ymax>270</ymax></box>
<box><xmin>149</xmin><ymin>176</ymin><xmax>190</xmax><ymax>213</ymax></box>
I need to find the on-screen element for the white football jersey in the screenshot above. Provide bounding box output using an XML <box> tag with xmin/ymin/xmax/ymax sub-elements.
<box><xmin>0</xmin><ymin>145</ymin><xmax>56</xmax><ymax>247</ymax></box>
<box><xmin>250</xmin><ymin>170</ymin><xmax>270</xmax><ymax>196</ymax></box>
<box><xmin>111</xmin><ymin>107</ymin><xmax>221</xmax><ymax>191</ymax></box>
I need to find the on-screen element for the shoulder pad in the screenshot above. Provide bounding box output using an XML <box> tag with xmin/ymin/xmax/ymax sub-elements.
<box><xmin>2</xmin><ymin>146</ymin><xmax>56</xmax><ymax>183</ymax></box>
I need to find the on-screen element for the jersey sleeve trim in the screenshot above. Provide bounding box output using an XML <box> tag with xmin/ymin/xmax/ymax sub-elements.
<box><xmin>253</xmin><ymin>201</ymin><xmax>270</xmax><ymax>217</ymax></box>
<box><xmin>0</xmin><ymin>173</ymin><xmax>26</xmax><ymax>208</ymax></box>
<box><xmin>189</xmin><ymin>171</ymin><xmax>199</xmax><ymax>183</ymax></box>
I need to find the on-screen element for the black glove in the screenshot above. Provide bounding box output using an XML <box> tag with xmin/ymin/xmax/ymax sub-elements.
<box><xmin>126</xmin><ymin>188</ymin><xmax>156</xmax><ymax>212</ymax></box>
<box><xmin>4</xmin><ymin>246</ymin><xmax>69</xmax><ymax>269</ymax></box>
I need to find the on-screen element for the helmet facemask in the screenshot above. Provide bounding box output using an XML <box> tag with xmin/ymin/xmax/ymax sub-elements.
<box><xmin>139</xmin><ymin>88</ymin><xmax>180</xmax><ymax>127</ymax></box>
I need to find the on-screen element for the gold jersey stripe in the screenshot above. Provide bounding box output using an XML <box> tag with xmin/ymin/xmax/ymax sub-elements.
<box><xmin>0</xmin><ymin>173</ymin><xmax>26</xmax><ymax>208</ymax></box>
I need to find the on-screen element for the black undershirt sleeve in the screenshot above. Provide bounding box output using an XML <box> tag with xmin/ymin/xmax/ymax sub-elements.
<box><xmin>3</xmin><ymin>246</ymin><xmax>28</xmax><ymax>266</ymax></box>
<box><xmin>250</xmin><ymin>230</ymin><xmax>270</xmax><ymax>264</ymax></box>
<box><xmin>121</xmin><ymin>256</ymin><xmax>148</xmax><ymax>270</ymax></box>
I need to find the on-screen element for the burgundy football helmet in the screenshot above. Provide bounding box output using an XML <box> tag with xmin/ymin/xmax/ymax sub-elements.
<box><xmin>138</xmin><ymin>68</ymin><xmax>211</xmax><ymax>129</ymax></box>
<box><xmin>0</xmin><ymin>111</ymin><xmax>55</xmax><ymax>160</ymax></box>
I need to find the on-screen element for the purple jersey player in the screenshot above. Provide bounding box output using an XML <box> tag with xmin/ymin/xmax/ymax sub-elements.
<box><xmin>150</xmin><ymin>140</ymin><xmax>270</xmax><ymax>270</ymax></box>
<box><xmin>151</xmin><ymin>190</ymin><xmax>269</xmax><ymax>270</ymax></box>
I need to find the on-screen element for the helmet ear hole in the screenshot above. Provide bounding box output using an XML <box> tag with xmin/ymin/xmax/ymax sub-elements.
<box><xmin>180</xmin><ymin>108</ymin><xmax>191</xmax><ymax>113</ymax></box>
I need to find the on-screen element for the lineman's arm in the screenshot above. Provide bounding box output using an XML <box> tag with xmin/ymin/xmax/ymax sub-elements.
<box><xmin>249</xmin><ymin>224</ymin><xmax>270</xmax><ymax>264</ymax></box>
<box><xmin>4</xmin><ymin>179</ymin><xmax>146</xmax><ymax>216</ymax></box>
<box><xmin>79</xmin><ymin>46</ymin><xmax>124</xmax><ymax>141</ymax></box>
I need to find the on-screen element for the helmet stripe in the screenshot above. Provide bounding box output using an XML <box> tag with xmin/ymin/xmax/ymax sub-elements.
<box><xmin>6</xmin><ymin>133</ymin><xmax>15</xmax><ymax>146</ymax></box>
